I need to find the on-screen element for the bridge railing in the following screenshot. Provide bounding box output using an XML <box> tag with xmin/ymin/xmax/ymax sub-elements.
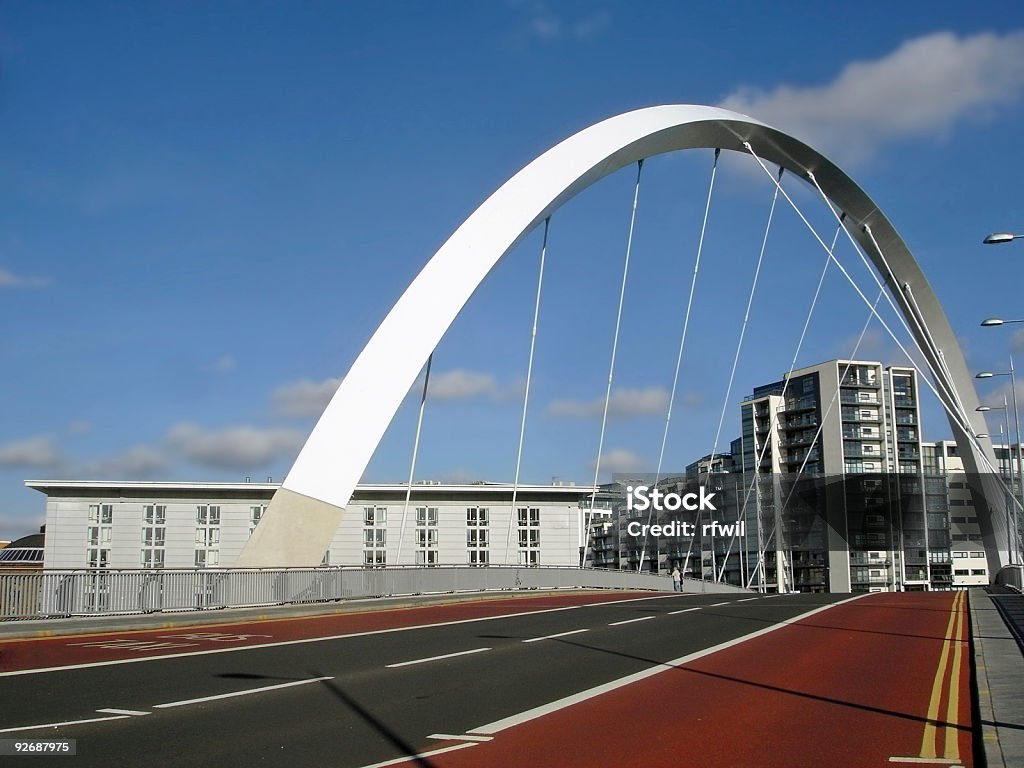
<box><xmin>0</xmin><ymin>565</ymin><xmax>746</xmax><ymax>621</ymax></box>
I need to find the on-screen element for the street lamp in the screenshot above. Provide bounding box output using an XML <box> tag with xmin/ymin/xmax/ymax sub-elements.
<box><xmin>977</xmin><ymin>366</ymin><xmax>1023</xmax><ymax>565</ymax></box>
<box><xmin>981</xmin><ymin>318</ymin><xmax>1024</xmax><ymax>327</ymax></box>
<box><xmin>983</xmin><ymin>232</ymin><xmax>1022</xmax><ymax>245</ymax></box>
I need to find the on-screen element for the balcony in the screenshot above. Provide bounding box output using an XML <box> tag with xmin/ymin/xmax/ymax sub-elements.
<box><xmin>840</xmin><ymin>377</ymin><xmax>881</xmax><ymax>389</ymax></box>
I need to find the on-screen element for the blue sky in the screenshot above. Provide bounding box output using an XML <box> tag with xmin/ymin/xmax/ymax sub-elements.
<box><xmin>2</xmin><ymin>1</ymin><xmax>1024</xmax><ymax>539</ymax></box>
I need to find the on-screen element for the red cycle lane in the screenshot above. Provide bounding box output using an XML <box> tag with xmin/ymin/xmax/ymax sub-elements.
<box><xmin>0</xmin><ymin>590</ymin><xmax>655</xmax><ymax>673</ymax></box>
<box><xmin>407</xmin><ymin>592</ymin><xmax>972</xmax><ymax>768</ymax></box>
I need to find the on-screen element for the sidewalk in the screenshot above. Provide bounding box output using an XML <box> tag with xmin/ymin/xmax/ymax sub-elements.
<box><xmin>969</xmin><ymin>588</ymin><xmax>1024</xmax><ymax>768</ymax></box>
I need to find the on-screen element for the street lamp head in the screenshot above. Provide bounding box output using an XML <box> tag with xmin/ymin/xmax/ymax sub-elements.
<box><xmin>981</xmin><ymin>318</ymin><xmax>1005</xmax><ymax>327</ymax></box>
<box><xmin>983</xmin><ymin>232</ymin><xmax>1018</xmax><ymax>244</ymax></box>
<box><xmin>976</xmin><ymin>433</ymin><xmax>991</xmax><ymax>439</ymax></box>
<box><xmin>977</xmin><ymin>406</ymin><xmax>993</xmax><ymax>412</ymax></box>
<box><xmin>976</xmin><ymin>372</ymin><xmax>996</xmax><ymax>379</ymax></box>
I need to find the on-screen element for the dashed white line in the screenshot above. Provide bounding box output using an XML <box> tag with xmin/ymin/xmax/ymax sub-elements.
<box><xmin>0</xmin><ymin>715</ymin><xmax>130</xmax><ymax>734</ymax></box>
<box><xmin>522</xmin><ymin>629</ymin><xmax>589</xmax><ymax>643</ymax></box>
<box><xmin>96</xmin><ymin>708</ymin><xmax>149</xmax><ymax>716</ymax></box>
<box><xmin>153</xmin><ymin>676</ymin><xmax>333</xmax><ymax>709</ymax></box>
<box><xmin>737</xmin><ymin>597</ymin><xmax>759</xmax><ymax>602</ymax></box>
<box><xmin>385</xmin><ymin>647</ymin><xmax>491</xmax><ymax>668</ymax></box>
<box><xmin>608</xmin><ymin>616</ymin><xmax>656</xmax><ymax>627</ymax></box>
<box><xmin>427</xmin><ymin>734</ymin><xmax>493</xmax><ymax>742</ymax></box>
<box><xmin>0</xmin><ymin>594</ymin><xmax>663</xmax><ymax>679</ymax></box>
<box><xmin>668</xmin><ymin>607</ymin><xmax>701</xmax><ymax>615</ymax></box>
<box><xmin>356</xmin><ymin>742</ymin><xmax>478</xmax><ymax>768</ymax></box>
<box><xmin>709</xmin><ymin>601</ymin><xmax>732</xmax><ymax>607</ymax></box>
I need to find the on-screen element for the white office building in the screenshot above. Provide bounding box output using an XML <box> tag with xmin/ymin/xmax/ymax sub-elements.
<box><xmin>28</xmin><ymin>480</ymin><xmax>593</xmax><ymax>570</ymax></box>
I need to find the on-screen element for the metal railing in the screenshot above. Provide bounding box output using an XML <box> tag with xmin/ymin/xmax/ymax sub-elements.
<box><xmin>0</xmin><ymin>566</ymin><xmax>748</xmax><ymax>621</ymax></box>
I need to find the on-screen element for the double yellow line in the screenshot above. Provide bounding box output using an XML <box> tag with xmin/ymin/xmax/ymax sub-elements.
<box><xmin>919</xmin><ymin>590</ymin><xmax>967</xmax><ymax>762</ymax></box>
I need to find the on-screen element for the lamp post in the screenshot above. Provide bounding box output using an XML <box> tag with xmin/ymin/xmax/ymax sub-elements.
<box><xmin>981</xmin><ymin>318</ymin><xmax>1024</xmax><ymax>328</ymax></box>
<box><xmin>978</xmin><ymin>400</ymin><xmax>1015</xmax><ymax>564</ymax></box>
<box><xmin>977</xmin><ymin>366</ymin><xmax>1023</xmax><ymax>565</ymax></box>
<box><xmin>982</xmin><ymin>233</ymin><xmax>1023</xmax><ymax>245</ymax></box>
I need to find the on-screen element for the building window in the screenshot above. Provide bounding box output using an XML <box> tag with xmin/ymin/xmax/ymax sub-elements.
<box><xmin>195</xmin><ymin>549</ymin><xmax>220</xmax><ymax>567</ymax></box>
<box><xmin>413</xmin><ymin>506</ymin><xmax>438</xmax><ymax>566</ymax></box>
<box><xmin>195</xmin><ymin>505</ymin><xmax>221</xmax><ymax>568</ymax></box>
<box><xmin>89</xmin><ymin>503</ymin><xmax>113</xmax><ymax>525</ymax></box>
<box><xmin>364</xmin><ymin>519</ymin><xmax>387</xmax><ymax>567</ymax></box>
<box><xmin>87</xmin><ymin>504</ymin><xmax>113</xmax><ymax>568</ymax></box>
<box><xmin>364</xmin><ymin>507</ymin><xmax>387</xmax><ymax>526</ymax></box>
<box><xmin>517</xmin><ymin>507</ymin><xmax>540</xmax><ymax>565</ymax></box>
<box><xmin>467</xmin><ymin>508</ymin><xmax>489</xmax><ymax>565</ymax></box>
<box><xmin>415</xmin><ymin>550</ymin><xmax>438</xmax><ymax>566</ymax></box>
<box><xmin>249</xmin><ymin>505</ymin><xmax>266</xmax><ymax>536</ymax></box>
<box><xmin>141</xmin><ymin>505</ymin><xmax>166</xmax><ymax>569</ymax></box>
<box><xmin>469</xmin><ymin>549</ymin><xmax>489</xmax><ymax>566</ymax></box>
<box><xmin>517</xmin><ymin>507</ymin><xmax>540</xmax><ymax>527</ymax></box>
<box><xmin>467</xmin><ymin>507</ymin><xmax>489</xmax><ymax>526</ymax></box>
<box><xmin>416</xmin><ymin>506</ymin><xmax>438</xmax><ymax>527</ymax></box>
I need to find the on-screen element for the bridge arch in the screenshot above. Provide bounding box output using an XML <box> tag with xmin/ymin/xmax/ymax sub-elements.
<box><xmin>237</xmin><ymin>104</ymin><xmax>1006</xmax><ymax>575</ymax></box>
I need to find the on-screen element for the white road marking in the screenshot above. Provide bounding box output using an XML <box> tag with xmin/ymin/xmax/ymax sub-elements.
<box><xmin>386</xmin><ymin>647</ymin><xmax>491</xmax><ymax>668</ymax></box>
<box><xmin>608</xmin><ymin>616</ymin><xmax>655</xmax><ymax>626</ymax></box>
<box><xmin>522</xmin><ymin>629</ymin><xmax>589</xmax><ymax>643</ymax></box>
<box><xmin>356</xmin><ymin>742</ymin><xmax>477</xmax><ymax>767</ymax></box>
<box><xmin>0</xmin><ymin>715</ymin><xmax>130</xmax><ymax>734</ymax></box>
<box><xmin>887</xmin><ymin>758</ymin><xmax>963</xmax><ymax>765</ymax></box>
<box><xmin>668</xmin><ymin>607</ymin><xmax>701</xmax><ymax>615</ymax></box>
<box><xmin>0</xmin><ymin>595</ymin><xmax>658</xmax><ymax>678</ymax></box>
<box><xmin>709</xmin><ymin>601</ymin><xmax>731</xmax><ymax>607</ymax></box>
<box><xmin>427</xmin><ymin>734</ymin><xmax>493</xmax><ymax>742</ymax></box>
<box><xmin>579</xmin><ymin>595</ymin><xmax>678</xmax><ymax>607</ymax></box>
<box><xmin>96</xmin><ymin>708</ymin><xmax>149</xmax><ymax>716</ymax></box>
<box><xmin>467</xmin><ymin>594</ymin><xmax>868</xmax><ymax>736</ymax></box>
<box><xmin>737</xmin><ymin>597</ymin><xmax>759</xmax><ymax>602</ymax></box>
<box><xmin>153</xmin><ymin>676</ymin><xmax>333</xmax><ymax>709</ymax></box>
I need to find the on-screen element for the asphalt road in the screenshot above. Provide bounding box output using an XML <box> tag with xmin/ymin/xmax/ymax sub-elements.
<box><xmin>0</xmin><ymin>590</ymin><xmax>969</xmax><ymax>768</ymax></box>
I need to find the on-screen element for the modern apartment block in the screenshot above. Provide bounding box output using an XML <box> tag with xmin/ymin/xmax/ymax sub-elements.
<box><xmin>28</xmin><ymin>481</ymin><xmax>592</xmax><ymax>570</ymax></box>
<box><xmin>735</xmin><ymin>359</ymin><xmax>955</xmax><ymax>592</ymax></box>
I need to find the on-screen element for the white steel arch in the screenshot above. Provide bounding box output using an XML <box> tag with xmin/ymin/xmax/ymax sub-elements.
<box><xmin>237</xmin><ymin>104</ymin><xmax>1008</xmax><ymax>576</ymax></box>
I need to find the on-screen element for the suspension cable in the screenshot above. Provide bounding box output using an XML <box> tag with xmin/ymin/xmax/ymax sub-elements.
<box><xmin>683</xmin><ymin>166</ymin><xmax>782</xmax><ymax>578</ymax></box>
<box><xmin>505</xmin><ymin>218</ymin><xmax>550</xmax><ymax>564</ymax></box>
<box><xmin>715</xmin><ymin>215</ymin><xmax>845</xmax><ymax>581</ymax></box>
<box><xmin>743</xmin><ymin>143</ymin><xmax>988</xmax><ymax>452</ymax></box>
<box><xmin>806</xmin><ymin>174</ymin><xmax>973</xmax><ymax>430</ymax></box>
<box><xmin>744</xmin><ymin>292</ymin><xmax>883</xmax><ymax>587</ymax></box>
<box><xmin>639</xmin><ymin>149</ymin><xmax>720</xmax><ymax>573</ymax></box>
<box><xmin>584</xmin><ymin>160</ymin><xmax>644</xmax><ymax>570</ymax></box>
<box><xmin>397</xmin><ymin>354</ymin><xmax>432</xmax><ymax>565</ymax></box>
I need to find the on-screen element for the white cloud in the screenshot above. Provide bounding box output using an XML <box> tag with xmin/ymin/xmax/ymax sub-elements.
<box><xmin>428</xmin><ymin>369</ymin><xmax>499</xmax><ymax>401</ymax></box>
<box><xmin>594</xmin><ymin>448</ymin><xmax>646</xmax><ymax>474</ymax></box>
<box><xmin>548</xmin><ymin>386</ymin><xmax>670</xmax><ymax>419</ymax></box>
<box><xmin>75</xmin><ymin>445</ymin><xmax>170</xmax><ymax>479</ymax></box>
<box><xmin>513</xmin><ymin>2</ymin><xmax>610</xmax><ymax>43</ymax></box>
<box><xmin>0</xmin><ymin>268</ymin><xmax>49</xmax><ymax>288</ymax></box>
<box><xmin>272</xmin><ymin>377</ymin><xmax>341</xmax><ymax>418</ymax></box>
<box><xmin>720</xmin><ymin>31</ymin><xmax>1024</xmax><ymax>165</ymax></box>
<box><xmin>0</xmin><ymin>435</ymin><xmax>62</xmax><ymax>469</ymax></box>
<box><xmin>167</xmin><ymin>423</ymin><xmax>304</xmax><ymax>471</ymax></box>
<box><xmin>203</xmin><ymin>355</ymin><xmax>236</xmax><ymax>373</ymax></box>
<box><xmin>1010</xmin><ymin>329</ymin><xmax>1024</xmax><ymax>355</ymax></box>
